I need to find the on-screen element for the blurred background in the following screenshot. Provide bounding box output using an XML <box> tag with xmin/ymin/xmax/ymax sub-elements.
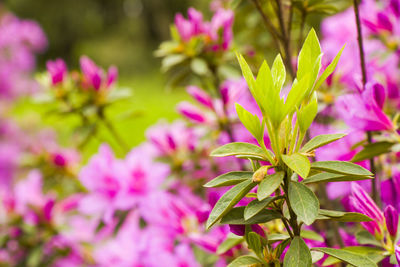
<box><xmin>2</xmin><ymin>0</ymin><xmax>212</xmax><ymax>153</ymax></box>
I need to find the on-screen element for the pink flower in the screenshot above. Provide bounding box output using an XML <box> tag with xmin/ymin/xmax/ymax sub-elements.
<box><xmin>174</xmin><ymin>7</ymin><xmax>234</xmax><ymax>51</ymax></box>
<box><xmin>349</xmin><ymin>182</ymin><xmax>384</xmax><ymax>235</ymax></box>
<box><xmin>177</xmin><ymin>101</ymin><xmax>209</xmax><ymax>123</ymax></box>
<box><xmin>187</xmin><ymin>85</ymin><xmax>214</xmax><ymax>109</ymax></box>
<box><xmin>79</xmin><ymin>56</ymin><xmax>118</xmax><ymax>91</ymax></box>
<box><xmin>46</xmin><ymin>58</ymin><xmax>67</xmax><ymax>85</ymax></box>
<box><xmin>384</xmin><ymin>205</ymin><xmax>399</xmax><ymax>237</ymax></box>
<box><xmin>337</xmin><ymin>82</ymin><xmax>393</xmax><ymax>131</ymax></box>
<box><xmin>209</xmin><ymin>9</ymin><xmax>234</xmax><ymax>50</ymax></box>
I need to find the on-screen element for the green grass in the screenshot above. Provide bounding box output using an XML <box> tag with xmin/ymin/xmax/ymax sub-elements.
<box><xmin>12</xmin><ymin>72</ymin><xmax>189</xmax><ymax>161</ymax></box>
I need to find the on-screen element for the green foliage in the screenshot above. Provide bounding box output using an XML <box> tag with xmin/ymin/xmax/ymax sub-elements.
<box><xmin>217</xmin><ymin>235</ymin><xmax>244</xmax><ymax>255</ymax></box>
<box><xmin>312</xmin><ymin>247</ymin><xmax>378</xmax><ymax>267</ymax></box>
<box><xmin>227</xmin><ymin>256</ymin><xmax>263</xmax><ymax>267</ymax></box>
<box><xmin>303</xmin><ymin>172</ymin><xmax>373</xmax><ymax>184</ymax></box>
<box><xmin>204</xmin><ymin>171</ymin><xmax>253</xmax><ymax>188</ymax></box>
<box><xmin>244</xmin><ymin>197</ymin><xmax>281</xmax><ymax>220</ymax></box>
<box><xmin>236</xmin><ymin>103</ymin><xmax>264</xmax><ymax>142</ymax></box>
<box><xmin>288</xmin><ymin>181</ymin><xmax>319</xmax><ymax>225</ymax></box>
<box><xmin>300</xmin><ymin>133</ymin><xmax>347</xmax><ymax>153</ymax></box>
<box><xmin>206</xmin><ymin>29</ymin><xmax>375</xmax><ymax>266</ymax></box>
<box><xmin>310</xmin><ymin>161</ymin><xmax>373</xmax><ymax>176</ymax></box>
<box><xmin>210</xmin><ymin>142</ymin><xmax>269</xmax><ymax>161</ymax></box>
<box><xmin>282</xmin><ymin>153</ymin><xmax>310</xmax><ymax>178</ymax></box>
<box><xmin>318</xmin><ymin>209</ymin><xmax>372</xmax><ymax>222</ymax></box>
<box><xmin>257</xmin><ymin>172</ymin><xmax>285</xmax><ymax>200</ymax></box>
<box><xmin>220</xmin><ymin>207</ymin><xmax>281</xmax><ymax>225</ymax></box>
<box><xmin>284</xmin><ymin>237</ymin><xmax>312</xmax><ymax>267</ymax></box>
<box><xmin>206</xmin><ymin>179</ymin><xmax>257</xmax><ymax>229</ymax></box>
<box><xmin>351</xmin><ymin>141</ymin><xmax>395</xmax><ymax>162</ymax></box>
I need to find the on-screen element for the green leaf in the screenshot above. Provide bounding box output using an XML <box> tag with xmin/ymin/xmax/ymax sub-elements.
<box><xmin>311</xmin><ymin>251</ymin><xmax>325</xmax><ymax>264</ymax></box>
<box><xmin>211</xmin><ymin>142</ymin><xmax>268</xmax><ymax>161</ymax></box>
<box><xmin>220</xmin><ymin>206</ymin><xmax>281</xmax><ymax>225</ymax></box>
<box><xmin>303</xmin><ymin>172</ymin><xmax>373</xmax><ymax>184</ymax></box>
<box><xmin>301</xmin><ymin>133</ymin><xmax>347</xmax><ymax>153</ymax></box>
<box><xmin>268</xmin><ymin>233</ymin><xmax>290</xmax><ymax>243</ymax></box>
<box><xmin>318</xmin><ymin>209</ymin><xmax>372</xmax><ymax>222</ymax></box>
<box><xmin>236</xmin><ymin>103</ymin><xmax>264</xmax><ymax>142</ymax></box>
<box><xmin>312</xmin><ymin>247</ymin><xmax>378</xmax><ymax>267</ymax></box>
<box><xmin>257</xmin><ymin>171</ymin><xmax>285</xmax><ymax>200</ymax></box>
<box><xmin>256</xmin><ymin>60</ymin><xmax>283</xmax><ymax>127</ymax></box>
<box><xmin>206</xmin><ymin>180</ymin><xmax>257</xmax><ymax>229</ymax></box>
<box><xmin>271</xmin><ymin>54</ymin><xmax>286</xmax><ymax>91</ymax></box>
<box><xmin>298</xmin><ymin>91</ymin><xmax>318</xmax><ymax>133</ymax></box>
<box><xmin>217</xmin><ymin>234</ymin><xmax>244</xmax><ymax>255</ymax></box>
<box><xmin>310</xmin><ymin>161</ymin><xmax>373</xmax><ymax>177</ymax></box>
<box><xmin>244</xmin><ymin>196</ymin><xmax>282</xmax><ymax>220</ymax></box>
<box><xmin>283</xmin><ymin>74</ymin><xmax>310</xmax><ymax>116</ymax></box>
<box><xmin>314</xmin><ymin>44</ymin><xmax>345</xmax><ymax>91</ymax></box>
<box><xmin>282</xmin><ymin>153</ymin><xmax>310</xmax><ymax>178</ymax></box>
<box><xmin>227</xmin><ymin>255</ymin><xmax>263</xmax><ymax>267</ymax></box>
<box><xmin>288</xmin><ymin>181</ymin><xmax>319</xmax><ymax>225</ymax></box>
<box><xmin>297</xmin><ymin>28</ymin><xmax>322</xmax><ymax>89</ymax></box>
<box><xmin>190</xmin><ymin>58</ymin><xmax>209</xmax><ymax>75</ymax></box>
<box><xmin>351</xmin><ymin>141</ymin><xmax>395</xmax><ymax>162</ymax></box>
<box><xmin>390</xmin><ymin>254</ymin><xmax>398</xmax><ymax>265</ymax></box>
<box><xmin>161</xmin><ymin>54</ymin><xmax>186</xmax><ymax>72</ymax></box>
<box><xmin>247</xmin><ymin>232</ymin><xmax>263</xmax><ymax>258</ymax></box>
<box><xmin>301</xmin><ymin>230</ymin><xmax>324</xmax><ymax>242</ymax></box>
<box><xmin>204</xmin><ymin>171</ymin><xmax>253</xmax><ymax>188</ymax></box>
<box><xmin>355</xmin><ymin>230</ymin><xmax>382</xmax><ymax>247</ymax></box>
<box><xmin>284</xmin><ymin>236</ymin><xmax>312</xmax><ymax>267</ymax></box>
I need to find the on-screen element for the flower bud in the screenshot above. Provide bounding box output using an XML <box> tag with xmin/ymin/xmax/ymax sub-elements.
<box><xmin>384</xmin><ymin>205</ymin><xmax>399</xmax><ymax>237</ymax></box>
<box><xmin>252</xmin><ymin>166</ymin><xmax>270</xmax><ymax>182</ymax></box>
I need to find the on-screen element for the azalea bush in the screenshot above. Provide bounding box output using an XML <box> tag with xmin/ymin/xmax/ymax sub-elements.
<box><xmin>1</xmin><ymin>0</ymin><xmax>400</xmax><ymax>266</ymax></box>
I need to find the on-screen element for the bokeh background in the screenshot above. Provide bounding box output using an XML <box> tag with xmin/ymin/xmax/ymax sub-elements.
<box><xmin>3</xmin><ymin>0</ymin><xmax>211</xmax><ymax>158</ymax></box>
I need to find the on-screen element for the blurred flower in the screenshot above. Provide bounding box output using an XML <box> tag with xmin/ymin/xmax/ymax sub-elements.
<box><xmin>79</xmin><ymin>56</ymin><xmax>118</xmax><ymax>91</ymax></box>
<box><xmin>46</xmin><ymin>58</ymin><xmax>68</xmax><ymax>86</ymax></box>
<box><xmin>0</xmin><ymin>14</ymin><xmax>47</xmax><ymax>99</ymax></box>
<box><xmin>337</xmin><ymin>82</ymin><xmax>393</xmax><ymax>131</ymax></box>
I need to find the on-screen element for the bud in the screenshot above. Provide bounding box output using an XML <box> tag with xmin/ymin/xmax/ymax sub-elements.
<box><xmin>252</xmin><ymin>166</ymin><xmax>270</xmax><ymax>182</ymax></box>
<box><xmin>384</xmin><ymin>205</ymin><xmax>399</xmax><ymax>237</ymax></box>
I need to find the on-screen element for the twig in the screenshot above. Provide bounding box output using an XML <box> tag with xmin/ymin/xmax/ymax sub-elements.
<box><xmin>353</xmin><ymin>0</ymin><xmax>379</xmax><ymax>205</ymax></box>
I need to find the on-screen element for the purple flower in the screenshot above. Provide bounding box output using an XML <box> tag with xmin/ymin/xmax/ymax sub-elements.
<box><xmin>174</xmin><ymin>7</ymin><xmax>234</xmax><ymax>51</ymax></box>
<box><xmin>46</xmin><ymin>58</ymin><xmax>67</xmax><ymax>85</ymax></box>
<box><xmin>187</xmin><ymin>85</ymin><xmax>214</xmax><ymax>109</ymax></box>
<box><xmin>384</xmin><ymin>205</ymin><xmax>399</xmax><ymax>237</ymax></box>
<box><xmin>229</xmin><ymin>224</ymin><xmax>265</xmax><ymax>237</ymax></box>
<box><xmin>177</xmin><ymin>101</ymin><xmax>209</xmax><ymax>123</ymax></box>
<box><xmin>337</xmin><ymin>82</ymin><xmax>393</xmax><ymax>131</ymax></box>
<box><xmin>79</xmin><ymin>56</ymin><xmax>118</xmax><ymax>91</ymax></box>
<box><xmin>209</xmin><ymin>9</ymin><xmax>234</xmax><ymax>50</ymax></box>
<box><xmin>349</xmin><ymin>182</ymin><xmax>384</xmax><ymax>235</ymax></box>
<box><xmin>396</xmin><ymin>245</ymin><xmax>400</xmax><ymax>265</ymax></box>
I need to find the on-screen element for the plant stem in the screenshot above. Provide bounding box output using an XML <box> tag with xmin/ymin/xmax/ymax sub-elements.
<box><xmin>297</xmin><ymin>9</ymin><xmax>307</xmax><ymax>53</ymax></box>
<box><xmin>251</xmin><ymin>0</ymin><xmax>295</xmax><ymax>78</ymax></box>
<box><xmin>352</xmin><ymin>0</ymin><xmax>379</xmax><ymax>205</ymax></box>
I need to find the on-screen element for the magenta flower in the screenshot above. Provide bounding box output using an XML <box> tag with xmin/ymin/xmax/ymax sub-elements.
<box><xmin>46</xmin><ymin>58</ymin><xmax>67</xmax><ymax>85</ymax></box>
<box><xmin>349</xmin><ymin>182</ymin><xmax>384</xmax><ymax>235</ymax></box>
<box><xmin>174</xmin><ymin>7</ymin><xmax>234</xmax><ymax>51</ymax></box>
<box><xmin>174</xmin><ymin>8</ymin><xmax>205</xmax><ymax>42</ymax></box>
<box><xmin>146</xmin><ymin>120</ymin><xmax>198</xmax><ymax>157</ymax></box>
<box><xmin>79</xmin><ymin>56</ymin><xmax>118</xmax><ymax>91</ymax></box>
<box><xmin>384</xmin><ymin>205</ymin><xmax>399</xmax><ymax>237</ymax></box>
<box><xmin>187</xmin><ymin>85</ymin><xmax>214</xmax><ymax>109</ymax></box>
<box><xmin>337</xmin><ymin>82</ymin><xmax>393</xmax><ymax>131</ymax></box>
<box><xmin>177</xmin><ymin>101</ymin><xmax>209</xmax><ymax>123</ymax></box>
<box><xmin>208</xmin><ymin>8</ymin><xmax>234</xmax><ymax>50</ymax></box>
<box><xmin>229</xmin><ymin>224</ymin><xmax>264</xmax><ymax>237</ymax></box>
